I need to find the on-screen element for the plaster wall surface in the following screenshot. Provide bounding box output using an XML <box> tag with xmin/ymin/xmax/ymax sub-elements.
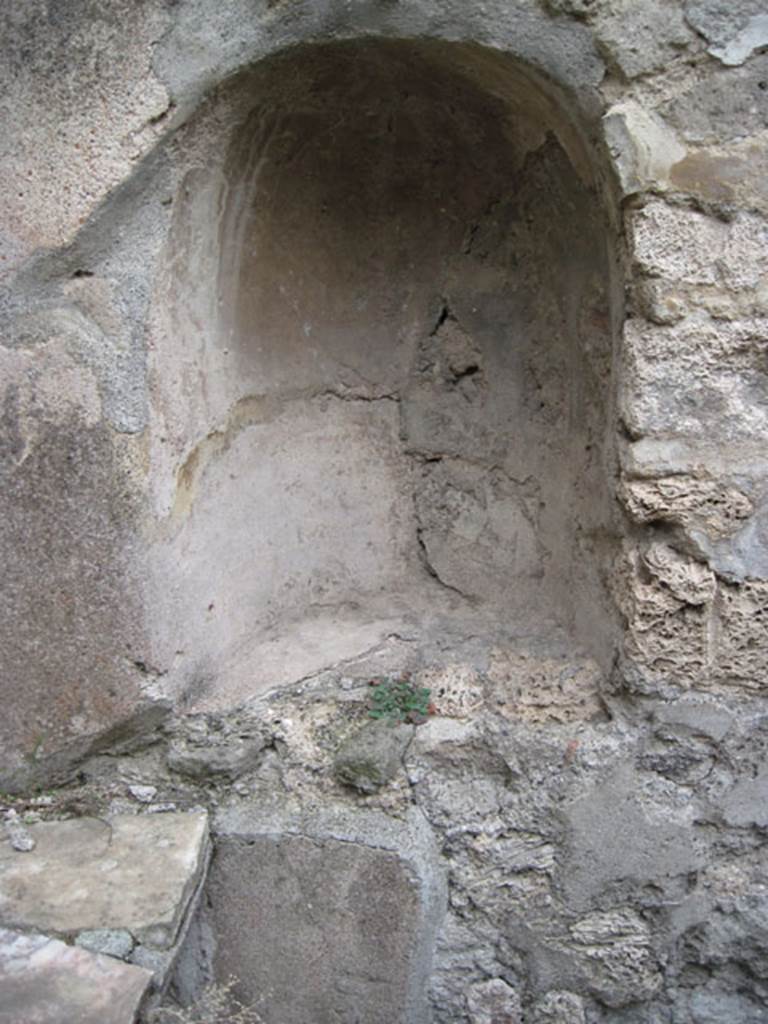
<box><xmin>144</xmin><ymin>38</ymin><xmax>619</xmax><ymax>709</ymax></box>
<box><xmin>2</xmin><ymin>1</ymin><xmax>768</xmax><ymax>1022</ymax></box>
<box><xmin>0</xmin><ymin>0</ymin><xmax>625</xmax><ymax>785</ymax></box>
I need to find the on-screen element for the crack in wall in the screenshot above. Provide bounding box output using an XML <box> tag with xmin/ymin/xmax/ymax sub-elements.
<box><xmin>415</xmin><ymin>524</ymin><xmax>473</xmax><ymax>602</ymax></box>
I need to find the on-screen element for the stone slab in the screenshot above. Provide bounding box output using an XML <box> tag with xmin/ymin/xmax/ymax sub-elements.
<box><xmin>210</xmin><ymin>804</ymin><xmax>446</xmax><ymax>1024</ymax></box>
<box><xmin>0</xmin><ymin>812</ymin><xmax>209</xmax><ymax>950</ymax></box>
<box><xmin>0</xmin><ymin>927</ymin><xmax>152</xmax><ymax>1024</ymax></box>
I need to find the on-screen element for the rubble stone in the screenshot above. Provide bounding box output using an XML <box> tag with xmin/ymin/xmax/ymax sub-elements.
<box><xmin>721</xmin><ymin>767</ymin><xmax>768</xmax><ymax>827</ymax></box>
<box><xmin>166</xmin><ymin>727</ymin><xmax>270</xmax><ymax>782</ymax></box>
<box><xmin>465</xmin><ymin>977</ymin><xmax>522</xmax><ymax>1023</ymax></box>
<box><xmin>333</xmin><ymin>719</ymin><xmax>414</xmax><ymax>793</ymax></box>
<box><xmin>661</xmin><ymin>56</ymin><xmax>768</xmax><ymax>144</ymax></box>
<box><xmin>75</xmin><ymin>929</ymin><xmax>135</xmax><ymax>961</ymax></box>
<box><xmin>603</xmin><ymin>100</ymin><xmax>686</xmax><ymax>195</ymax></box>
<box><xmin>669</xmin><ymin>139</ymin><xmax>768</xmax><ymax>217</ymax></box>
<box><xmin>621</xmin><ymin>315</ymin><xmax>768</xmax><ymax>441</ymax></box>
<box><xmin>595</xmin><ymin>0</ymin><xmax>694</xmax><ymax>78</ymax></box>
<box><xmin>562</xmin><ymin>765</ymin><xmax>702</xmax><ymax>909</ymax></box>
<box><xmin>632</xmin><ymin>201</ymin><xmax>768</xmax><ymax>292</ymax></box>
<box><xmin>128</xmin><ymin>785</ymin><xmax>157</xmax><ymax>804</ymax></box>
<box><xmin>416</xmin><ymin>664</ymin><xmax>485</xmax><ymax>719</ymax></box>
<box><xmin>620</xmin><ymin>476</ymin><xmax>753</xmax><ymax>537</ymax></box>
<box><xmin>685</xmin><ymin>0</ymin><xmax>768</xmax><ymax>65</ymax></box>
<box><xmin>3</xmin><ymin>811</ymin><xmax>35</xmax><ymax>853</ymax></box>
<box><xmin>531</xmin><ymin>990</ymin><xmax>587</xmax><ymax>1024</ymax></box>
<box><xmin>487</xmin><ymin>648</ymin><xmax>604</xmax><ymax>723</ymax></box>
<box><xmin>568</xmin><ymin>908</ymin><xmax>662</xmax><ymax>1008</ymax></box>
<box><xmin>714</xmin><ymin>580</ymin><xmax>768</xmax><ymax>689</ymax></box>
<box><xmin>616</xmin><ymin>545</ymin><xmax>716</xmax><ymax>693</ymax></box>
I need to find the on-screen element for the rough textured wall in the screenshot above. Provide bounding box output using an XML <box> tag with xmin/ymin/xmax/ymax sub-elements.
<box><xmin>1</xmin><ymin>1</ymin><xmax>768</xmax><ymax>1022</ymax></box>
<box><xmin>1</xmin><ymin>1</ymin><xmax>177</xmax><ymax>788</ymax></box>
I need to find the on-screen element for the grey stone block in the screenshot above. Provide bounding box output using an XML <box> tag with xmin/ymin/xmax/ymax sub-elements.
<box><xmin>561</xmin><ymin>766</ymin><xmax>702</xmax><ymax>909</ymax></box>
<box><xmin>685</xmin><ymin>0</ymin><xmax>768</xmax><ymax>64</ymax></box>
<box><xmin>209</xmin><ymin>803</ymin><xmax>446</xmax><ymax>1024</ymax></box>
<box><xmin>75</xmin><ymin>929</ymin><xmax>135</xmax><ymax>961</ymax></box>
<box><xmin>333</xmin><ymin>719</ymin><xmax>414</xmax><ymax>793</ymax></box>
<box><xmin>167</xmin><ymin>732</ymin><xmax>270</xmax><ymax>782</ymax></box>
<box><xmin>722</xmin><ymin>767</ymin><xmax>768</xmax><ymax>827</ymax></box>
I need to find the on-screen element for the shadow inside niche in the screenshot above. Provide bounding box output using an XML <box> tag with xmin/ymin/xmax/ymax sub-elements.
<box><xmin>149</xmin><ymin>37</ymin><xmax>621</xmax><ymax>711</ymax></box>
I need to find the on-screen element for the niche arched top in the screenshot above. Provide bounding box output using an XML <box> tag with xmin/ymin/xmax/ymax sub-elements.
<box><xmin>150</xmin><ymin>37</ymin><xmax>622</xmax><ymax>708</ymax></box>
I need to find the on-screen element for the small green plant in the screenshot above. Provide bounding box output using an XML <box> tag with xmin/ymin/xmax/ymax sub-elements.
<box><xmin>368</xmin><ymin>674</ymin><xmax>432</xmax><ymax>724</ymax></box>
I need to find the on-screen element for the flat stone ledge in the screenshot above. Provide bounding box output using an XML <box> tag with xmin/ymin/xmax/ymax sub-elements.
<box><xmin>0</xmin><ymin>927</ymin><xmax>152</xmax><ymax>1024</ymax></box>
<box><xmin>0</xmin><ymin>811</ymin><xmax>209</xmax><ymax>951</ymax></box>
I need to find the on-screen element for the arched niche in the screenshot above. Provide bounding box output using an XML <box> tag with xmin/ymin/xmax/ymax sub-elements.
<box><xmin>148</xmin><ymin>37</ymin><xmax>622</xmax><ymax>708</ymax></box>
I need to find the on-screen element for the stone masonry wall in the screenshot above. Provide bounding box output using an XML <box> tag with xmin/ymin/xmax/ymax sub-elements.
<box><xmin>2</xmin><ymin>2</ymin><xmax>768</xmax><ymax>1022</ymax></box>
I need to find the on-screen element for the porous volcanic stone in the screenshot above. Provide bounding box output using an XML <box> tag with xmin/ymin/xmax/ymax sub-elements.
<box><xmin>466</xmin><ymin>977</ymin><xmax>523</xmax><ymax>1023</ymax></box>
